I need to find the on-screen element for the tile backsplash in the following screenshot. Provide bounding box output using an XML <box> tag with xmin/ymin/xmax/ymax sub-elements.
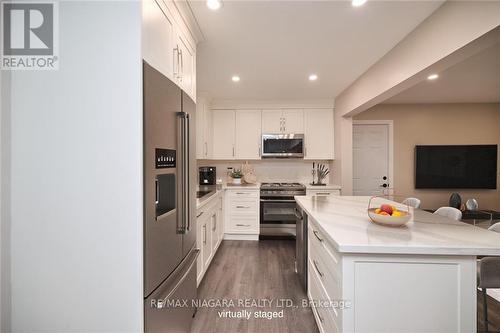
<box><xmin>197</xmin><ymin>160</ymin><xmax>333</xmax><ymax>185</ymax></box>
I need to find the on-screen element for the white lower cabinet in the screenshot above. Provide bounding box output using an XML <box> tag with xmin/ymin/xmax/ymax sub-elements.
<box><xmin>196</xmin><ymin>193</ymin><xmax>224</xmax><ymax>286</ymax></box>
<box><xmin>306</xmin><ymin>188</ymin><xmax>341</xmax><ymax>197</ymax></box>
<box><xmin>224</xmin><ymin>189</ymin><xmax>260</xmax><ymax>240</ymax></box>
<box><xmin>307</xmin><ymin>214</ymin><xmax>476</xmax><ymax>333</ymax></box>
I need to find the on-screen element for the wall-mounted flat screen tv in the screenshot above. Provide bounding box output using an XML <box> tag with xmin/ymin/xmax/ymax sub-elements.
<box><xmin>415</xmin><ymin>145</ymin><xmax>497</xmax><ymax>189</ymax></box>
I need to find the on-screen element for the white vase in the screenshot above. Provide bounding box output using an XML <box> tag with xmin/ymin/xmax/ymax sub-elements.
<box><xmin>232</xmin><ymin>178</ymin><xmax>242</xmax><ymax>185</ymax></box>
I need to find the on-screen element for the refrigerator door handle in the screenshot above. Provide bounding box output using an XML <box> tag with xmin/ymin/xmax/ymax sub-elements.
<box><xmin>177</xmin><ymin>112</ymin><xmax>190</xmax><ymax>234</ymax></box>
<box><xmin>184</xmin><ymin>114</ymin><xmax>191</xmax><ymax>232</ymax></box>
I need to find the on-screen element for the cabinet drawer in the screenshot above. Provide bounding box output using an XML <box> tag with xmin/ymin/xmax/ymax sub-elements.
<box><xmin>308</xmin><ymin>261</ymin><xmax>340</xmax><ymax>333</ymax></box>
<box><xmin>227</xmin><ymin>216</ymin><xmax>258</xmax><ymax>233</ymax></box>
<box><xmin>309</xmin><ymin>230</ymin><xmax>342</xmax><ymax>303</ymax></box>
<box><xmin>308</xmin><ymin>222</ymin><xmax>342</xmax><ymax>272</ymax></box>
<box><xmin>227</xmin><ymin>190</ymin><xmax>259</xmax><ymax>199</ymax></box>
<box><xmin>228</xmin><ymin>199</ymin><xmax>258</xmax><ymax>215</ymax></box>
<box><xmin>306</xmin><ymin>189</ymin><xmax>340</xmax><ymax>197</ymax></box>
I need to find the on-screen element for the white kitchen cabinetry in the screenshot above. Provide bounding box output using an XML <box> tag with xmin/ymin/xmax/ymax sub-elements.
<box><xmin>282</xmin><ymin>109</ymin><xmax>304</xmax><ymax>133</ymax></box>
<box><xmin>261</xmin><ymin>110</ymin><xmax>283</xmax><ymax>133</ymax></box>
<box><xmin>142</xmin><ymin>0</ymin><xmax>197</xmax><ymax>101</ymax></box>
<box><xmin>196</xmin><ymin>97</ymin><xmax>212</xmax><ymax>159</ymax></box>
<box><xmin>306</xmin><ymin>188</ymin><xmax>341</xmax><ymax>197</ymax></box>
<box><xmin>262</xmin><ymin>109</ymin><xmax>304</xmax><ymax>133</ymax></box>
<box><xmin>173</xmin><ymin>27</ymin><xmax>196</xmax><ymax>100</ymax></box>
<box><xmin>196</xmin><ymin>193</ymin><xmax>224</xmax><ymax>286</ymax></box>
<box><xmin>304</xmin><ymin>109</ymin><xmax>334</xmax><ymax>160</ymax></box>
<box><xmin>235</xmin><ymin>110</ymin><xmax>262</xmax><ymax>159</ymax></box>
<box><xmin>224</xmin><ymin>189</ymin><xmax>260</xmax><ymax>240</ymax></box>
<box><xmin>212</xmin><ymin>110</ymin><xmax>236</xmax><ymax>159</ymax></box>
<box><xmin>142</xmin><ymin>0</ymin><xmax>174</xmax><ymax>79</ymax></box>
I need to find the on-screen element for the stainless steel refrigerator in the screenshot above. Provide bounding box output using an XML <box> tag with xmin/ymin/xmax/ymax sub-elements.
<box><xmin>143</xmin><ymin>61</ymin><xmax>198</xmax><ymax>333</ymax></box>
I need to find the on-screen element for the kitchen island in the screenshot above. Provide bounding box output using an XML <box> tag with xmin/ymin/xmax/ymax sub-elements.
<box><xmin>295</xmin><ymin>195</ymin><xmax>500</xmax><ymax>333</ymax></box>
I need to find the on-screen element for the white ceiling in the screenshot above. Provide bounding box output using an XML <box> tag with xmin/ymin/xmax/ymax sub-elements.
<box><xmin>384</xmin><ymin>42</ymin><xmax>500</xmax><ymax>104</ymax></box>
<box><xmin>189</xmin><ymin>0</ymin><xmax>444</xmax><ymax>101</ymax></box>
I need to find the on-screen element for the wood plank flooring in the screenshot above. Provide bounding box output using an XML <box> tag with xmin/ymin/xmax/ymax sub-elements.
<box><xmin>192</xmin><ymin>239</ymin><xmax>500</xmax><ymax>333</ymax></box>
<box><xmin>191</xmin><ymin>240</ymin><xmax>319</xmax><ymax>333</ymax></box>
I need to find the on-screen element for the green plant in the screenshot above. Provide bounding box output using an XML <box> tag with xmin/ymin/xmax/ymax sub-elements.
<box><xmin>231</xmin><ymin>169</ymin><xmax>243</xmax><ymax>179</ymax></box>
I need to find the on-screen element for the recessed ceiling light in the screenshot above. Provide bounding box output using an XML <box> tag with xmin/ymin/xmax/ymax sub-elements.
<box><xmin>352</xmin><ymin>0</ymin><xmax>367</xmax><ymax>7</ymax></box>
<box><xmin>231</xmin><ymin>75</ymin><xmax>240</xmax><ymax>82</ymax></box>
<box><xmin>206</xmin><ymin>0</ymin><xmax>222</xmax><ymax>10</ymax></box>
<box><xmin>308</xmin><ymin>74</ymin><xmax>318</xmax><ymax>81</ymax></box>
<box><xmin>427</xmin><ymin>74</ymin><xmax>439</xmax><ymax>80</ymax></box>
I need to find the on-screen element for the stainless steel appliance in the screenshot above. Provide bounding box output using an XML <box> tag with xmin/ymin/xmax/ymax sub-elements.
<box><xmin>295</xmin><ymin>205</ymin><xmax>308</xmax><ymax>291</ymax></box>
<box><xmin>199</xmin><ymin>166</ymin><xmax>216</xmax><ymax>185</ymax></box>
<box><xmin>261</xmin><ymin>134</ymin><xmax>304</xmax><ymax>158</ymax></box>
<box><xmin>143</xmin><ymin>61</ymin><xmax>198</xmax><ymax>333</ymax></box>
<box><xmin>259</xmin><ymin>182</ymin><xmax>306</xmax><ymax>237</ymax></box>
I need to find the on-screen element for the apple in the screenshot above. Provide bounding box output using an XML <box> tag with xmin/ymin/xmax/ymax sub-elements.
<box><xmin>380</xmin><ymin>204</ymin><xmax>393</xmax><ymax>215</ymax></box>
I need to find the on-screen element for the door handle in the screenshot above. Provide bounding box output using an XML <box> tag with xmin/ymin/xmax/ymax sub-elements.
<box><xmin>177</xmin><ymin>112</ymin><xmax>190</xmax><ymax>234</ymax></box>
<box><xmin>236</xmin><ymin>224</ymin><xmax>251</xmax><ymax>227</ymax></box>
<box><xmin>185</xmin><ymin>114</ymin><xmax>190</xmax><ymax>232</ymax></box>
<box><xmin>203</xmin><ymin>225</ymin><xmax>207</xmax><ymax>244</ymax></box>
<box><xmin>313</xmin><ymin>259</ymin><xmax>324</xmax><ymax>278</ymax></box>
<box><xmin>313</xmin><ymin>230</ymin><xmax>323</xmax><ymax>242</ymax></box>
<box><xmin>196</xmin><ymin>211</ymin><xmax>204</xmax><ymax>218</ymax></box>
<box><xmin>236</xmin><ymin>205</ymin><xmax>250</xmax><ymax>209</ymax></box>
<box><xmin>213</xmin><ymin>214</ymin><xmax>216</xmax><ymax>231</ymax></box>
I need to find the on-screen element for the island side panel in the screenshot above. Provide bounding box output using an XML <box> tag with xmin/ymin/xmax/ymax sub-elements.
<box><xmin>341</xmin><ymin>254</ymin><xmax>476</xmax><ymax>333</ymax></box>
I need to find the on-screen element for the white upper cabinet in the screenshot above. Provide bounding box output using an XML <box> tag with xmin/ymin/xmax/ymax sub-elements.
<box><xmin>261</xmin><ymin>110</ymin><xmax>283</xmax><ymax>133</ymax></box>
<box><xmin>235</xmin><ymin>110</ymin><xmax>262</xmax><ymax>160</ymax></box>
<box><xmin>212</xmin><ymin>110</ymin><xmax>236</xmax><ymax>159</ymax></box>
<box><xmin>196</xmin><ymin>97</ymin><xmax>212</xmax><ymax>159</ymax></box>
<box><xmin>173</xmin><ymin>27</ymin><xmax>196</xmax><ymax>100</ymax></box>
<box><xmin>282</xmin><ymin>109</ymin><xmax>304</xmax><ymax>133</ymax></box>
<box><xmin>304</xmin><ymin>109</ymin><xmax>334</xmax><ymax>160</ymax></box>
<box><xmin>142</xmin><ymin>0</ymin><xmax>174</xmax><ymax>78</ymax></box>
<box><xmin>262</xmin><ymin>109</ymin><xmax>304</xmax><ymax>134</ymax></box>
<box><xmin>142</xmin><ymin>0</ymin><xmax>197</xmax><ymax>101</ymax></box>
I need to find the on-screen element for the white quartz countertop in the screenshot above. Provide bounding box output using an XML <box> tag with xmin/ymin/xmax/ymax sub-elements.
<box><xmin>295</xmin><ymin>195</ymin><xmax>500</xmax><ymax>256</ymax></box>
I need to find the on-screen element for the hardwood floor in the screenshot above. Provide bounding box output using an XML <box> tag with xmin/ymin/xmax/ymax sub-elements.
<box><xmin>191</xmin><ymin>240</ymin><xmax>319</xmax><ymax>333</ymax></box>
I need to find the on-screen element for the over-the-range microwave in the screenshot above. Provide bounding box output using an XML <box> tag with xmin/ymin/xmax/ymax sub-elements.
<box><xmin>261</xmin><ymin>134</ymin><xmax>304</xmax><ymax>158</ymax></box>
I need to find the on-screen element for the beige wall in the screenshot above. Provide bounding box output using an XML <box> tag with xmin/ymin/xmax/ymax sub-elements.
<box><xmin>333</xmin><ymin>2</ymin><xmax>500</xmax><ymax>195</ymax></box>
<box><xmin>355</xmin><ymin>103</ymin><xmax>500</xmax><ymax>211</ymax></box>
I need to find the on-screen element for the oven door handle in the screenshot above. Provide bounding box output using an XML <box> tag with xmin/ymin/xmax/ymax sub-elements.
<box><xmin>260</xmin><ymin>199</ymin><xmax>297</xmax><ymax>203</ymax></box>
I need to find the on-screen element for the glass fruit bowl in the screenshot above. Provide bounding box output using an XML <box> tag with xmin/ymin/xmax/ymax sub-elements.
<box><xmin>367</xmin><ymin>196</ymin><xmax>412</xmax><ymax>227</ymax></box>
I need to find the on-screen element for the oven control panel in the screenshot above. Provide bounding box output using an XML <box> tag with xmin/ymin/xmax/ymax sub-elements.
<box><xmin>155</xmin><ymin>148</ymin><xmax>176</xmax><ymax>169</ymax></box>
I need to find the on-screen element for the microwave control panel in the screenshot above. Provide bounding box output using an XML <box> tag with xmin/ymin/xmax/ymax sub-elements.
<box><xmin>155</xmin><ymin>148</ymin><xmax>176</xmax><ymax>169</ymax></box>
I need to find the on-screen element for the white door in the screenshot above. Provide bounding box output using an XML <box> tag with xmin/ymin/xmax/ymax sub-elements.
<box><xmin>262</xmin><ymin>110</ymin><xmax>282</xmax><ymax>133</ymax></box>
<box><xmin>282</xmin><ymin>109</ymin><xmax>304</xmax><ymax>133</ymax></box>
<box><xmin>212</xmin><ymin>110</ymin><xmax>235</xmax><ymax>159</ymax></box>
<box><xmin>304</xmin><ymin>109</ymin><xmax>334</xmax><ymax>160</ymax></box>
<box><xmin>235</xmin><ymin>110</ymin><xmax>261</xmax><ymax>159</ymax></box>
<box><xmin>353</xmin><ymin>124</ymin><xmax>390</xmax><ymax>196</ymax></box>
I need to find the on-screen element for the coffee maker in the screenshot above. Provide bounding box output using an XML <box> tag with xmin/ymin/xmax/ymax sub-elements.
<box><xmin>199</xmin><ymin>167</ymin><xmax>216</xmax><ymax>185</ymax></box>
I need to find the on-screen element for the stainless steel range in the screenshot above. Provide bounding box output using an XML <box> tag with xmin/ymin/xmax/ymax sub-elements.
<box><xmin>260</xmin><ymin>182</ymin><xmax>306</xmax><ymax>238</ymax></box>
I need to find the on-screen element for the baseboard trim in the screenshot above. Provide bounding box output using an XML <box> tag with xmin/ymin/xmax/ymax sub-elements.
<box><xmin>223</xmin><ymin>234</ymin><xmax>259</xmax><ymax>241</ymax></box>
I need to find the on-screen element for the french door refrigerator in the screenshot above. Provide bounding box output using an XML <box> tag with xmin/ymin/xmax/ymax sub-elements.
<box><xmin>143</xmin><ymin>61</ymin><xmax>198</xmax><ymax>333</ymax></box>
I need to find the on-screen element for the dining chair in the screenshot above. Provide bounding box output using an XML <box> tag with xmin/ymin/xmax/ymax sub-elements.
<box><xmin>478</xmin><ymin>222</ymin><xmax>500</xmax><ymax>333</ymax></box>
<box><xmin>433</xmin><ymin>207</ymin><xmax>462</xmax><ymax>221</ymax></box>
<box><xmin>402</xmin><ymin>197</ymin><xmax>421</xmax><ymax>209</ymax></box>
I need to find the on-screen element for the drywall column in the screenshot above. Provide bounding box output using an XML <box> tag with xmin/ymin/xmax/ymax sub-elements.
<box><xmin>334</xmin><ymin>1</ymin><xmax>500</xmax><ymax>194</ymax></box>
<box><xmin>5</xmin><ymin>1</ymin><xmax>143</xmax><ymax>332</ymax></box>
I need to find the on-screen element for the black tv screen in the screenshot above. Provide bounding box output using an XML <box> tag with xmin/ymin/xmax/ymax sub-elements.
<box><xmin>415</xmin><ymin>145</ymin><xmax>497</xmax><ymax>189</ymax></box>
